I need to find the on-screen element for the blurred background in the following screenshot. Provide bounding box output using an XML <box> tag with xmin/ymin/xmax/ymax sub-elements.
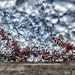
<box><xmin>0</xmin><ymin>0</ymin><xmax>75</xmax><ymax>52</ymax></box>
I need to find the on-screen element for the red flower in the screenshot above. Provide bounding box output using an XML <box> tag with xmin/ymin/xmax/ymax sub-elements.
<box><xmin>73</xmin><ymin>47</ymin><xmax>75</xmax><ymax>50</ymax></box>
<box><xmin>0</xmin><ymin>29</ymin><xmax>5</xmax><ymax>36</ymax></box>
<box><xmin>1</xmin><ymin>36</ymin><xmax>8</xmax><ymax>40</ymax></box>
<box><xmin>48</xmin><ymin>51</ymin><xmax>50</xmax><ymax>53</ymax></box>
<box><xmin>65</xmin><ymin>44</ymin><xmax>74</xmax><ymax>52</ymax></box>
<box><xmin>42</xmin><ymin>49</ymin><xmax>45</xmax><ymax>52</ymax></box>
<box><xmin>60</xmin><ymin>57</ymin><xmax>67</xmax><ymax>60</ymax></box>
<box><xmin>7</xmin><ymin>33</ymin><xmax>11</xmax><ymax>35</ymax></box>
<box><xmin>62</xmin><ymin>51</ymin><xmax>66</xmax><ymax>54</ymax></box>
<box><xmin>12</xmin><ymin>41</ymin><xmax>18</xmax><ymax>46</ymax></box>
<box><xmin>18</xmin><ymin>48</ymin><xmax>21</xmax><ymax>52</ymax></box>
<box><xmin>37</xmin><ymin>51</ymin><xmax>40</xmax><ymax>53</ymax></box>
<box><xmin>6</xmin><ymin>43</ymin><xmax>8</xmax><ymax>46</ymax></box>
<box><xmin>34</xmin><ymin>54</ymin><xmax>38</xmax><ymax>57</ymax></box>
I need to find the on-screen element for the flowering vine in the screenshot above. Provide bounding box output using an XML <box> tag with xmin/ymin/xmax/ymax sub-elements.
<box><xmin>0</xmin><ymin>28</ymin><xmax>75</xmax><ymax>62</ymax></box>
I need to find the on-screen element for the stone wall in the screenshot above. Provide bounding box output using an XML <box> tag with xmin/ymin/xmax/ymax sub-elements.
<box><xmin>0</xmin><ymin>62</ymin><xmax>75</xmax><ymax>75</ymax></box>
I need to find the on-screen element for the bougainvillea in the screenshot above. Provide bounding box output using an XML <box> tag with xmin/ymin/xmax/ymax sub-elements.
<box><xmin>0</xmin><ymin>28</ymin><xmax>75</xmax><ymax>62</ymax></box>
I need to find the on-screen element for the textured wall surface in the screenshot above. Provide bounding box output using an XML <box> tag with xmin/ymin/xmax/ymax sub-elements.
<box><xmin>0</xmin><ymin>62</ymin><xmax>75</xmax><ymax>75</ymax></box>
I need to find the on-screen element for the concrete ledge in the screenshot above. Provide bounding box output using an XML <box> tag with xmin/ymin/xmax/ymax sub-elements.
<box><xmin>0</xmin><ymin>62</ymin><xmax>75</xmax><ymax>75</ymax></box>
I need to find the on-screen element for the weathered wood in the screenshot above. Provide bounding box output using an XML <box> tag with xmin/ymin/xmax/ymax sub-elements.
<box><xmin>0</xmin><ymin>62</ymin><xmax>75</xmax><ymax>75</ymax></box>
